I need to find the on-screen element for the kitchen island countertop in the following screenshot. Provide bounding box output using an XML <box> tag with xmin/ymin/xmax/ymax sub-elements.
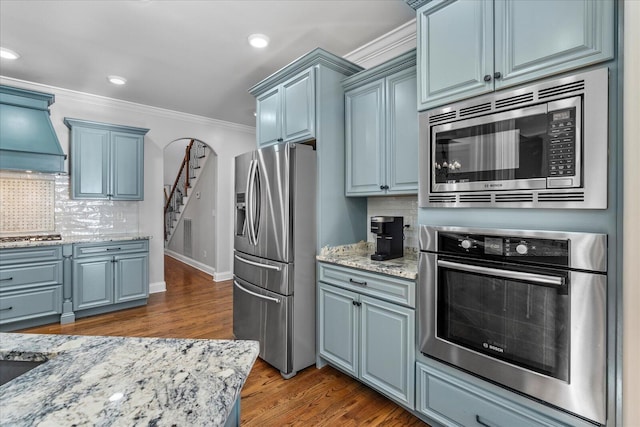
<box><xmin>317</xmin><ymin>242</ymin><xmax>418</xmax><ymax>280</ymax></box>
<box><xmin>0</xmin><ymin>333</ymin><xmax>259</xmax><ymax>426</ymax></box>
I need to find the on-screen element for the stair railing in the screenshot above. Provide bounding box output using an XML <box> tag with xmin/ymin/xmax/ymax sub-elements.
<box><xmin>164</xmin><ymin>140</ymin><xmax>208</xmax><ymax>241</ymax></box>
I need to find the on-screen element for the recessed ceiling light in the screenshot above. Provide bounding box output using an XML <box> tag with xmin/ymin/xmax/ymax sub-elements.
<box><xmin>0</xmin><ymin>47</ymin><xmax>21</xmax><ymax>60</ymax></box>
<box><xmin>248</xmin><ymin>34</ymin><xmax>270</xmax><ymax>49</ymax></box>
<box><xmin>107</xmin><ymin>75</ymin><xmax>127</xmax><ymax>85</ymax></box>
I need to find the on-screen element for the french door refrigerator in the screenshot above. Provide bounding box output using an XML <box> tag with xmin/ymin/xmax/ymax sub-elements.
<box><xmin>233</xmin><ymin>142</ymin><xmax>316</xmax><ymax>379</ymax></box>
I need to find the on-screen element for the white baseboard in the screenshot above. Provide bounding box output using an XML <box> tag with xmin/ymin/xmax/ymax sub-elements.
<box><xmin>165</xmin><ymin>249</ymin><xmax>216</xmax><ymax>279</ymax></box>
<box><xmin>149</xmin><ymin>281</ymin><xmax>166</xmax><ymax>294</ymax></box>
<box><xmin>213</xmin><ymin>271</ymin><xmax>232</xmax><ymax>282</ymax></box>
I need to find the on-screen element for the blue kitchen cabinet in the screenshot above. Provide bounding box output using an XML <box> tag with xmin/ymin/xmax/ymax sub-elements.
<box><xmin>64</xmin><ymin>118</ymin><xmax>148</xmax><ymax>200</ymax></box>
<box><xmin>318</xmin><ymin>282</ymin><xmax>359</xmax><ymax>377</ymax></box>
<box><xmin>72</xmin><ymin>239</ymin><xmax>149</xmax><ymax>316</ymax></box>
<box><xmin>415</xmin><ymin>361</ymin><xmax>586</xmax><ymax>427</ymax></box>
<box><xmin>255</xmin><ymin>68</ymin><xmax>315</xmax><ymax>147</ymax></box>
<box><xmin>416</xmin><ymin>0</ymin><xmax>614</xmax><ymax>110</ymax></box>
<box><xmin>0</xmin><ymin>245</ymin><xmax>63</xmax><ymax>331</ymax></box>
<box><xmin>344</xmin><ymin>50</ymin><xmax>418</xmax><ymax>196</ymax></box>
<box><xmin>317</xmin><ymin>263</ymin><xmax>415</xmax><ymax>409</ymax></box>
<box><xmin>344</xmin><ymin>80</ymin><xmax>385</xmax><ymax>195</ymax></box>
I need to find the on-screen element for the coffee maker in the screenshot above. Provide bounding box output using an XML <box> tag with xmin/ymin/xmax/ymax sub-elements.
<box><xmin>370</xmin><ymin>216</ymin><xmax>403</xmax><ymax>261</ymax></box>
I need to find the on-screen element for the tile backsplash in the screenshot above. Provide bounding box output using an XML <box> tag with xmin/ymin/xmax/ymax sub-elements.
<box><xmin>0</xmin><ymin>173</ymin><xmax>56</xmax><ymax>233</ymax></box>
<box><xmin>0</xmin><ymin>171</ymin><xmax>139</xmax><ymax>236</ymax></box>
<box><xmin>367</xmin><ymin>195</ymin><xmax>418</xmax><ymax>249</ymax></box>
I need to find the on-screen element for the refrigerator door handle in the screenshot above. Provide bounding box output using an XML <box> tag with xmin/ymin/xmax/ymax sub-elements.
<box><xmin>234</xmin><ymin>254</ymin><xmax>282</xmax><ymax>271</ymax></box>
<box><xmin>252</xmin><ymin>160</ymin><xmax>261</xmax><ymax>244</ymax></box>
<box><xmin>234</xmin><ymin>281</ymin><xmax>281</xmax><ymax>304</ymax></box>
<box><xmin>246</xmin><ymin>159</ymin><xmax>257</xmax><ymax>245</ymax></box>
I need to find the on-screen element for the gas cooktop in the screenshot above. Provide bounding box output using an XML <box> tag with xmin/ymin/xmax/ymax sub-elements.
<box><xmin>0</xmin><ymin>234</ymin><xmax>62</xmax><ymax>243</ymax></box>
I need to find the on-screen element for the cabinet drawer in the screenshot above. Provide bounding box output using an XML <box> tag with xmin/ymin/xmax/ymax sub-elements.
<box><xmin>0</xmin><ymin>261</ymin><xmax>62</xmax><ymax>290</ymax></box>
<box><xmin>0</xmin><ymin>286</ymin><xmax>62</xmax><ymax>324</ymax></box>
<box><xmin>0</xmin><ymin>246</ymin><xmax>62</xmax><ymax>265</ymax></box>
<box><xmin>73</xmin><ymin>239</ymin><xmax>149</xmax><ymax>258</ymax></box>
<box><xmin>318</xmin><ymin>263</ymin><xmax>415</xmax><ymax>307</ymax></box>
<box><xmin>416</xmin><ymin>362</ymin><xmax>562</xmax><ymax>427</ymax></box>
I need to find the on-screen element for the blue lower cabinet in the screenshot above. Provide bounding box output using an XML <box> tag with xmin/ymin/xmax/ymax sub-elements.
<box><xmin>318</xmin><ymin>264</ymin><xmax>415</xmax><ymax>409</ymax></box>
<box><xmin>416</xmin><ymin>362</ymin><xmax>573</xmax><ymax>427</ymax></box>
<box><xmin>72</xmin><ymin>240</ymin><xmax>149</xmax><ymax>316</ymax></box>
<box><xmin>0</xmin><ymin>246</ymin><xmax>63</xmax><ymax>331</ymax></box>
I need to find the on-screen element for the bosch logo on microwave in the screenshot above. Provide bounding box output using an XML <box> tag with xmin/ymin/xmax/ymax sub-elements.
<box><xmin>484</xmin><ymin>183</ymin><xmax>503</xmax><ymax>188</ymax></box>
<box><xmin>483</xmin><ymin>342</ymin><xmax>504</xmax><ymax>353</ymax></box>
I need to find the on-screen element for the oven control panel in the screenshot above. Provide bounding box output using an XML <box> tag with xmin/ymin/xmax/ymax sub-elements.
<box><xmin>440</xmin><ymin>232</ymin><xmax>569</xmax><ymax>265</ymax></box>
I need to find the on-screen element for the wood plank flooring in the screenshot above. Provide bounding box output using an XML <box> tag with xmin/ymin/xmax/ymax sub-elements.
<box><xmin>20</xmin><ymin>255</ymin><xmax>428</xmax><ymax>426</ymax></box>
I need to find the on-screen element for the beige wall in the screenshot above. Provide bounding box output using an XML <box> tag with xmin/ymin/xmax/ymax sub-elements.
<box><xmin>623</xmin><ymin>1</ymin><xmax>640</xmax><ymax>424</ymax></box>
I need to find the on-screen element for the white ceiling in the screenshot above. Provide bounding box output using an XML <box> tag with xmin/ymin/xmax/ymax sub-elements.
<box><xmin>0</xmin><ymin>0</ymin><xmax>415</xmax><ymax>127</ymax></box>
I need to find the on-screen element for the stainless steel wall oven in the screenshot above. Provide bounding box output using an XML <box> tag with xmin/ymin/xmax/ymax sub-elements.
<box><xmin>419</xmin><ymin>226</ymin><xmax>607</xmax><ymax>424</ymax></box>
<box><xmin>419</xmin><ymin>68</ymin><xmax>609</xmax><ymax>208</ymax></box>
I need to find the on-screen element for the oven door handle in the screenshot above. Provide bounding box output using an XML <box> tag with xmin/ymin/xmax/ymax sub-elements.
<box><xmin>437</xmin><ymin>260</ymin><xmax>564</xmax><ymax>287</ymax></box>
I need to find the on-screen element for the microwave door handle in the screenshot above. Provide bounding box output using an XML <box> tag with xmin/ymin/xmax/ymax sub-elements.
<box><xmin>233</xmin><ymin>281</ymin><xmax>281</xmax><ymax>304</ymax></box>
<box><xmin>234</xmin><ymin>254</ymin><xmax>281</xmax><ymax>271</ymax></box>
<box><xmin>437</xmin><ymin>260</ymin><xmax>564</xmax><ymax>287</ymax></box>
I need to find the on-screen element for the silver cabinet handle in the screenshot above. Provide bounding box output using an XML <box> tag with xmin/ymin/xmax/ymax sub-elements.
<box><xmin>233</xmin><ymin>281</ymin><xmax>280</xmax><ymax>304</ymax></box>
<box><xmin>437</xmin><ymin>259</ymin><xmax>564</xmax><ymax>286</ymax></box>
<box><xmin>0</xmin><ymin>306</ymin><xmax>13</xmax><ymax>311</ymax></box>
<box><xmin>0</xmin><ymin>277</ymin><xmax>13</xmax><ymax>282</ymax></box>
<box><xmin>234</xmin><ymin>254</ymin><xmax>281</xmax><ymax>271</ymax></box>
<box><xmin>106</xmin><ymin>247</ymin><xmax>121</xmax><ymax>251</ymax></box>
<box><xmin>475</xmin><ymin>415</ymin><xmax>496</xmax><ymax>427</ymax></box>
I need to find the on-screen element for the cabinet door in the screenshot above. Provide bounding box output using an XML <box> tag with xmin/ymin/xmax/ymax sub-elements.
<box><xmin>494</xmin><ymin>0</ymin><xmax>614</xmax><ymax>90</ymax></box>
<box><xmin>386</xmin><ymin>67</ymin><xmax>418</xmax><ymax>194</ymax></box>
<box><xmin>111</xmin><ymin>131</ymin><xmax>144</xmax><ymax>200</ymax></box>
<box><xmin>318</xmin><ymin>283</ymin><xmax>359</xmax><ymax>377</ymax></box>
<box><xmin>282</xmin><ymin>68</ymin><xmax>315</xmax><ymax>143</ymax></box>
<box><xmin>256</xmin><ymin>87</ymin><xmax>281</xmax><ymax>147</ymax></box>
<box><xmin>72</xmin><ymin>257</ymin><xmax>113</xmax><ymax>310</ymax></box>
<box><xmin>417</xmin><ymin>0</ymin><xmax>493</xmax><ymax>110</ymax></box>
<box><xmin>360</xmin><ymin>295</ymin><xmax>415</xmax><ymax>409</ymax></box>
<box><xmin>345</xmin><ymin>80</ymin><xmax>385</xmax><ymax>196</ymax></box>
<box><xmin>114</xmin><ymin>253</ymin><xmax>148</xmax><ymax>303</ymax></box>
<box><xmin>71</xmin><ymin>126</ymin><xmax>110</xmax><ymax>199</ymax></box>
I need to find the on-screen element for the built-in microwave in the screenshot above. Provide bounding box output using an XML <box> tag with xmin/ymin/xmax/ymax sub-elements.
<box><xmin>419</xmin><ymin>68</ymin><xmax>609</xmax><ymax>208</ymax></box>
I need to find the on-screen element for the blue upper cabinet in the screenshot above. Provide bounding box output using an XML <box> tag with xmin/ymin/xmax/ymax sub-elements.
<box><xmin>416</xmin><ymin>0</ymin><xmax>614</xmax><ymax>111</ymax></box>
<box><xmin>344</xmin><ymin>50</ymin><xmax>418</xmax><ymax>196</ymax></box>
<box><xmin>417</xmin><ymin>0</ymin><xmax>494</xmax><ymax>111</ymax></box>
<box><xmin>64</xmin><ymin>118</ymin><xmax>148</xmax><ymax>200</ymax></box>
<box><xmin>255</xmin><ymin>68</ymin><xmax>315</xmax><ymax>147</ymax></box>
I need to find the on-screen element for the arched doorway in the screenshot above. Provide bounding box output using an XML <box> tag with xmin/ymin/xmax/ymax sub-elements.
<box><xmin>163</xmin><ymin>138</ymin><xmax>218</xmax><ymax>277</ymax></box>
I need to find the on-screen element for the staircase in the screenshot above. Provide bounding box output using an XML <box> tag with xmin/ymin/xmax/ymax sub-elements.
<box><xmin>164</xmin><ymin>139</ymin><xmax>208</xmax><ymax>244</ymax></box>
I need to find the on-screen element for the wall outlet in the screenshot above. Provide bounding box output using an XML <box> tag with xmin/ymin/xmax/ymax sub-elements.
<box><xmin>116</xmin><ymin>211</ymin><xmax>124</xmax><ymax>220</ymax></box>
<box><xmin>203</xmin><ymin>250</ymin><xmax>207</xmax><ymax>258</ymax></box>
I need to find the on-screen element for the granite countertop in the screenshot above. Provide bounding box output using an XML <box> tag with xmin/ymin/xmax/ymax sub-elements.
<box><xmin>0</xmin><ymin>333</ymin><xmax>259</xmax><ymax>426</ymax></box>
<box><xmin>317</xmin><ymin>242</ymin><xmax>418</xmax><ymax>280</ymax></box>
<box><xmin>0</xmin><ymin>234</ymin><xmax>151</xmax><ymax>249</ymax></box>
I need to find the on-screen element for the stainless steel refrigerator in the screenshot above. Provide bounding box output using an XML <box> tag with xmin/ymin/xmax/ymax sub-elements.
<box><xmin>233</xmin><ymin>142</ymin><xmax>316</xmax><ymax>379</ymax></box>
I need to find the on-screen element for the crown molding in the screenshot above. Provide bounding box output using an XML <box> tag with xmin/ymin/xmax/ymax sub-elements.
<box><xmin>343</xmin><ymin>19</ymin><xmax>417</xmax><ymax>69</ymax></box>
<box><xmin>0</xmin><ymin>76</ymin><xmax>256</xmax><ymax>134</ymax></box>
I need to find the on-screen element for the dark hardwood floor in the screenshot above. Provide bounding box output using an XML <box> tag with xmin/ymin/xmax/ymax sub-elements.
<box><xmin>20</xmin><ymin>255</ymin><xmax>428</xmax><ymax>426</ymax></box>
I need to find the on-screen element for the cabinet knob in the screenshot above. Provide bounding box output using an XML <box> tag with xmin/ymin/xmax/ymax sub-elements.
<box><xmin>483</xmin><ymin>74</ymin><xmax>492</xmax><ymax>82</ymax></box>
<box><xmin>277</xmin><ymin>138</ymin><xmax>283</xmax><ymax>142</ymax></box>
<box><xmin>493</xmin><ymin>72</ymin><xmax>502</xmax><ymax>79</ymax></box>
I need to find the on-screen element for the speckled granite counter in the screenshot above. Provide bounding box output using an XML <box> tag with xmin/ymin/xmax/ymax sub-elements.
<box><xmin>0</xmin><ymin>333</ymin><xmax>259</xmax><ymax>426</ymax></box>
<box><xmin>317</xmin><ymin>242</ymin><xmax>418</xmax><ymax>280</ymax></box>
<box><xmin>0</xmin><ymin>234</ymin><xmax>151</xmax><ymax>249</ymax></box>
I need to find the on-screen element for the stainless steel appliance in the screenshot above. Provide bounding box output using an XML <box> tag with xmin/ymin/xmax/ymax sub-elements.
<box><xmin>419</xmin><ymin>68</ymin><xmax>608</xmax><ymax>208</ymax></box>
<box><xmin>233</xmin><ymin>142</ymin><xmax>316</xmax><ymax>379</ymax></box>
<box><xmin>370</xmin><ymin>216</ymin><xmax>403</xmax><ymax>261</ymax></box>
<box><xmin>419</xmin><ymin>225</ymin><xmax>607</xmax><ymax>424</ymax></box>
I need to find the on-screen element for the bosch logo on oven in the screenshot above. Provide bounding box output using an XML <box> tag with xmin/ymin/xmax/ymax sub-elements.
<box><xmin>483</xmin><ymin>342</ymin><xmax>504</xmax><ymax>353</ymax></box>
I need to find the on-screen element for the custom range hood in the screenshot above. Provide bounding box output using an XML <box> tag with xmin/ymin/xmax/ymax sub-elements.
<box><xmin>0</xmin><ymin>85</ymin><xmax>66</xmax><ymax>173</ymax></box>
